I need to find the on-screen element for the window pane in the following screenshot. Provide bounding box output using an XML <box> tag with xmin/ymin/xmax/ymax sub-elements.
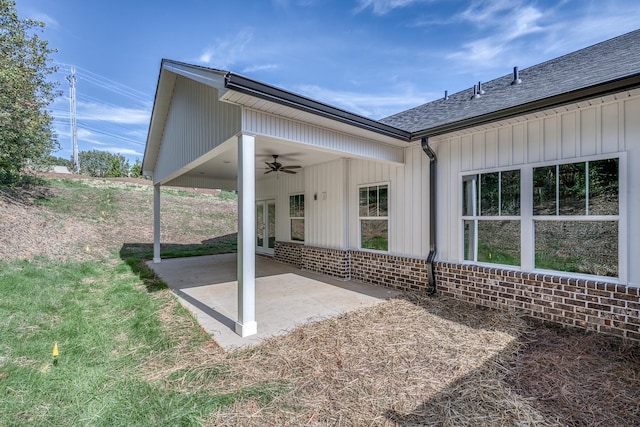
<box><xmin>501</xmin><ymin>170</ymin><xmax>520</xmax><ymax>215</ymax></box>
<box><xmin>589</xmin><ymin>158</ymin><xmax>618</xmax><ymax>215</ymax></box>
<box><xmin>476</xmin><ymin>220</ymin><xmax>520</xmax><ymax>266</ymax></box>
<box><xmin>462</xmin><ymin>176</ymin><xmax>478</xmax><ymax>216</ymax></box>
<box><xmin>379</xmin><ymin>185</ymin><xmax>388</xmax><ymax>216</ymax></box>
<box><xmin>361</xmin><ymin>219</ymin><xmax>388</xmax><ymax>251</ymax></box>
<box><xmin>268</xmin><ymin>202</ymin><xmax>276</xmax><ymax>249</ymax></box>
<box><xmin>480</xmin><ymin>172</ymin><xmax>499</xmax><ymax>216</ymax></box>
<box><xmin>535</xmin><ymin>221</ymin><xmax>618</xmax><ymax>277</ymax></box>
<box><xmin>291</xmin><ymin>218</ymin><xmax>304</xmax><ymax>241</ymax></box>
<box><xmin>533</xmin><ymin>165</ymin><xmax>556</xmax><ymax>215</ymax></box>
<box><xmin>290</xmin><ymin>194</ymin><xmax>304</xmax><ymax>218</ymax></box>
<box><xmin>559</xmin><ymin>162</ymin><xmax>586</xmax><ymax>215</ymax></box>
<box><xmin>368</xmin><ymin>187</ymin><xmax>379</xmax><ymax>216</ymax></box>
<box><xmin>359</xmin><ymin>188</ymin><xmax>368</xmax><ymax>217</ymax></box>
<box><xmin>256</xmin><ymin>203</ymin><xmax>264</xmax><ymax>247</ymax></box>
<box><xmin>463</xmin><ymin>220</ymin><xmax>475</xmax><ymax>261</ymax></box>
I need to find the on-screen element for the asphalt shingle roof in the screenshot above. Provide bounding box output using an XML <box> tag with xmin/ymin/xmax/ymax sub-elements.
<box><xmin>381</xmin><ymin>29</ymin><xmax>640</xmax><ymax>135</ymax></box>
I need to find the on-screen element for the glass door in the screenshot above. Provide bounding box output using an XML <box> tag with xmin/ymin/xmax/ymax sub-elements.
<box><xmin>256</xmin><ymin>199</ymin><xmax>276</xmax><ymax>255</ymax></box>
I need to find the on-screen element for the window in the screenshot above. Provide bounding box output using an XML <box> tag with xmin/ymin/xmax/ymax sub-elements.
<box><xmin>460</xmin><ymin>156</ymin><xmax>621</xmax><ymax>278</ymax></box>
<box><xmin>289</xmin><ymin>194</ymin><xmax>304</xmax><ymax>242</ymax></box>
<box><xmin>462</xmin><ymin>169</ymin><xmax>521</xmax><ymax>266</ymax></box>
<box><xmin>533</xmin><ymin>158</ymin><xmax>619</xmax><ymax>277</ymax></box>
<box><xmin>359</xmin><ymin>184</ymin><xmax>388</xmax><ymax>251</ymax></box>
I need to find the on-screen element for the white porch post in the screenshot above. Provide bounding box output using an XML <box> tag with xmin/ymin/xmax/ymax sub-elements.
<box><xmin>153</xmin><ymin>184</ymin><xmax>161</xmax><ymax>263</ymax></box>
<box><xmin>236</xmin><ymin>133</ymin><xmax>257</xmax><ymax>337</ymax></box>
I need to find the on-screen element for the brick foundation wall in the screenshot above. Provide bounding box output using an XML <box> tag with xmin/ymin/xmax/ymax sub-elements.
<box><xmin>435</xmin><ymin>262</ymin><xmax>640</xmax><ymax>342</ymax></box>
<box><xmin>302</xmin><ymin>246</ymin><xmax>350</xmax><ymax>279</ymax></box>
<box><xmin>273</xmin><ymin>241</ymin><xmax>303</xmax><ymax>268</ymax></box>
<box><xmin>274</xmin><ymin>242</ymin><xmax>640</xmax><ymax>343</ymax></box>
<box><xmin>275</xmin><ymin>242</ymin><xmax>350</xmax><ymax>279</ymax></box>
<box><xmin>350</xmin><ymin>251</ymin><xmax>428</xmax><ymax>293</ymax></box>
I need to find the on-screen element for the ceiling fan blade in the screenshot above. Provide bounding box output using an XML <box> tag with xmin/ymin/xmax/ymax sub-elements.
<box><xmin>282</xmin><ymin>165</ymin><xmax>301</xmax><ymax>169</ymax></box>
<box><xmin>264</xmin><ymin>170</ymin><xmax>273</xmax><ymax>174</ymax></box>
<box><xmin>281</xmin><ymin>169</ymin><xmax>297</xmax><ymax>174</ymax></box>
<box><xmin>264</xmin><ymin>161</ymin><xmax>273</xmax><ymax>167</ymax></box>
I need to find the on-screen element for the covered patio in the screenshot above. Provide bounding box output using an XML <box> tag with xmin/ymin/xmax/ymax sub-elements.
<box><xmin>147</xmin><ymin>253</ymin><xmax>399</xmax><ymax>349</ymax></box>
<box><xmin>142</xmin><ymin>60</ymin><xmax>409</xmax><ymax>338</ymax></box>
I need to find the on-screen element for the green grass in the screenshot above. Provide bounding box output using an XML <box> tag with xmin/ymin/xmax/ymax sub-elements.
<box><xmin>0</xmin><ymin>256</ymin><xmax>281</xmax><ymax>425</ymax></box>
<box><xmin>0</xmin><ymin>179</ymin><xmax>284</xmax><ymax>425</ymax></box>
<box><xmin>36</xmin><ymin>181</ymin><xmax>119</xmax><ymax>219</ymax></box>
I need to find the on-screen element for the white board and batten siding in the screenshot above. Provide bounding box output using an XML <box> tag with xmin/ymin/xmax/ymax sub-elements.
<box><xmin>242</xmin><ymin>108</ymin><xmax>404</xmax><ymax>164</ymax></box>
<box><xmin>433</xmin><ymin>90</ymin><xmax>640</xmax><ymax>285</ymax></box>
<box><xmin>154</xmin><ymin>76</ymin><xmax>241</xmax><ymax>183</ymax></box>
<box><xmin>349</xmin><ymin>146</ymin><xmax>430</xmax><ymax>258</ymax></box>
<box><xmin>257</xmin><ymin>148</ymin><xmax>432</xmax><ymax>259</ymax></box>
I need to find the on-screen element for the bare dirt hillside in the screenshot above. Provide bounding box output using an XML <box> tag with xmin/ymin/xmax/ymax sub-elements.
<box><xmin>0</xmin><ymin>174</ymin><xmax>236</xmax><ymax>262</ymax></box>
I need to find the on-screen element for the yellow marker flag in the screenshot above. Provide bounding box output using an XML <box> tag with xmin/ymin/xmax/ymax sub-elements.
<box><xmin>52</xmin><ymin>342</ymin><xmax>59</xmax><ymax>358</ymax></box>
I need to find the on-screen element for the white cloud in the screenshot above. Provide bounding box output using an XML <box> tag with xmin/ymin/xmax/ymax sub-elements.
<box><xmin>354</xmin><ymin>0</ymin><xmax>427</xmax><ymax>15</ymax></box>
<box><xmin>294</xmin><ymin>84</ymin><xmax>431</xmax><ymax>118</ymax></box>
<box><xmin>242</xmin><ymin>64</ymin><xmax>279</xmax><ymax>73</ymax></box>
<box><xmin>459</xmin><ymin>0</ymin><xmax>514</xmax><ymax>25</ymax></box>
<box><xmin>446</xmin><ymin>0</ymin><xmax>640</xmax><ymax>71</ymax></box>
<box><xmin>198</xmin><ymin>29</ymin><xmax>254</xmax><ymax>68</ymax></box>
<box><xmin>104</xmin><ymin>147</ymin><xmax>143</xmax><ymax>156</ymax></box>
<box><xmin>77</xmin><ymin>102</ymin><xmax>150</xmax><ymax>125</ymax></box>
<box><xmin>447</xmin><ymin>1</ymin><xmax>546</xmax><ymax>66</ymax></box>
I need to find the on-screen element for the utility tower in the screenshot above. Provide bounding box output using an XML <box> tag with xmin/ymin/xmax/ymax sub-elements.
<box><xmin>66</xmin><ymin>67</ymin><xmax>79</xmax><ymax>174</ymax></box>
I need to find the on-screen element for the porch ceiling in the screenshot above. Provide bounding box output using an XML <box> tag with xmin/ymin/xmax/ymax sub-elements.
<box><xmin>164</xmin><ymin>136</ymin><xmax>344</xmax><ymax>189</ymax></box>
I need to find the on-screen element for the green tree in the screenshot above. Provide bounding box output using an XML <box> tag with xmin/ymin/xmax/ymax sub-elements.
<box><xmin>79</xmin><ymin>150</ymin><xmax>130</xmax><ymax>177</ymax></box>
<box><xmin>0</xmin><ymin>0</ymin><xmax>58</xmax><ymax>184</ymax></box>
<box><xmin>130</xmin><ymin>158</ymin><xmax>142</xmax><ymax>178</ymax></box>
<box><xmin>106</xmin><ymin>153</ymin><xmax>130</xmax><ymax>177</ymax></box>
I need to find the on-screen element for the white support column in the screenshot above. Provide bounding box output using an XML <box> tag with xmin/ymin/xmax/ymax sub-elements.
<box><xmin>153</xmin><ymin>184</ymin><xmax>161</xmax><ymax>263</ymax></box>
<box><xmin>236</xmin><ymin>133</ymin><xmax>257</xmax><ymax>337</ymax></box>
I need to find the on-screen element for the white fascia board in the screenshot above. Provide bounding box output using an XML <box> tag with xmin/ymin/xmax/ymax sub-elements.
<box><xmin>143</xmin><ymin>71</ymin><xmax>177</xmax><ymax>174</ymax></box>
<box><xmin>161</xmin><ymin>61</ymin><xmax>227</xmax><ymax>91</ymax></box>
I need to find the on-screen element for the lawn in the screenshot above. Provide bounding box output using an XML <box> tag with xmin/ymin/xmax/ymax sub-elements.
<box><xmin>1</xmin><ymin>175</ymin><xmax>638</xmax><ymax>426</ymax></box>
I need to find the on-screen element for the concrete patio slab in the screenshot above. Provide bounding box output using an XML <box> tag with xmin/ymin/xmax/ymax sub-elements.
<box><xmin>147</xmin><ymin>253</ymin><xmax>399</xmax><ymax>350</ymax></box>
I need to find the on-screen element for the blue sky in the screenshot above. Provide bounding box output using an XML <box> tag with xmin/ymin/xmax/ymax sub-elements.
<box><xmin>15</xmin><ymin>0</ymin><xmax>640</xmax><ymax>163</ymax></box>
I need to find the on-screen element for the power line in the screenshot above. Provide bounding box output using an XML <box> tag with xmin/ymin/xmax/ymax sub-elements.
<box><xmin>77</xmin><ymin>124</ymin><xmax>145</xmax><ymax>146</ymax></box>
<box><xmin>53</xmin><ymin>62</ymin><xmax>150</xmax><ymax>105</ymax></box>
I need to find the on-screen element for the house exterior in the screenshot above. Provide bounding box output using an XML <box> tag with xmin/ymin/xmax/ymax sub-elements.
<box><xmin>143</xmin><ymin>29</ymin><xmax>640</xmax><ymax>341</ymax></box>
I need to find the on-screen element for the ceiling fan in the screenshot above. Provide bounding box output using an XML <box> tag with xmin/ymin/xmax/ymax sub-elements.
<box><xmin>264</xmin><ymin>155</ymin><xmax>301</xmax><ymax>174</ymax></box>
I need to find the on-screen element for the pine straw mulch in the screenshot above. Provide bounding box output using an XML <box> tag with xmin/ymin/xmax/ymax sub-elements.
<box><xmin>142</xmin><ymin>293</ymin><xmax>640</xmax><ymax>426</ymax></box>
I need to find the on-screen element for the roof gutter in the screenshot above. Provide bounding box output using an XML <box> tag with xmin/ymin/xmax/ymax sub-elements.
<box><xmin>225</xmin><ymin>73</ymin><xmax>412</xmax><ymax>141</ymax></box>
<box><xmin>422</xmin><ymin>137</ymin><xmax>437</xmax><ymax>295</ymax></box>
<box><xmin>410</xmin><ymin>73</ymin><xmax>640</xmax><ymax>141</ymax></box>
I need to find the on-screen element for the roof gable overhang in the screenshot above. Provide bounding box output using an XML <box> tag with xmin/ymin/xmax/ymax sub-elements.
<box><xmin>142</xmin><ymin>60</ymin><xmax>229</xmax><ymax>176</ymax></box>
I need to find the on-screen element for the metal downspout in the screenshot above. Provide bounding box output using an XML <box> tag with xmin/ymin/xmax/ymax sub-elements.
<box><xmin>421</xmin><ymin>137</ymin><xmax>437</xmax><ymax>295</ymax></box>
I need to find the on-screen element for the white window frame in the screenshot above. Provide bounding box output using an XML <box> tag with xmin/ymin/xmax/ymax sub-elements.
<box><xmin>289</xmin><ymin>193</ymin><xmax>305</xmax><ymax>242</ymax></box>
<box><xmin>461</xmin><ymin>168</ymin><xmax>522</xmax><ymax>267</ymax></box>
<box><xmin>358</xmin><ymin>182</ymin><xmax>389</xmax><ymax>252</ymax></box>
<box><xmin>459</xmin><ymin>152</ymin><xmax>626</xmax><ymax>283</ymax></box>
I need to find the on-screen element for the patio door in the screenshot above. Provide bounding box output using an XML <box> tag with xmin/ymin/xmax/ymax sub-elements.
<box><xmin>256</xmin><ymin>199</ymin><xmax>276</xmax><ymax>255</ymax></box>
